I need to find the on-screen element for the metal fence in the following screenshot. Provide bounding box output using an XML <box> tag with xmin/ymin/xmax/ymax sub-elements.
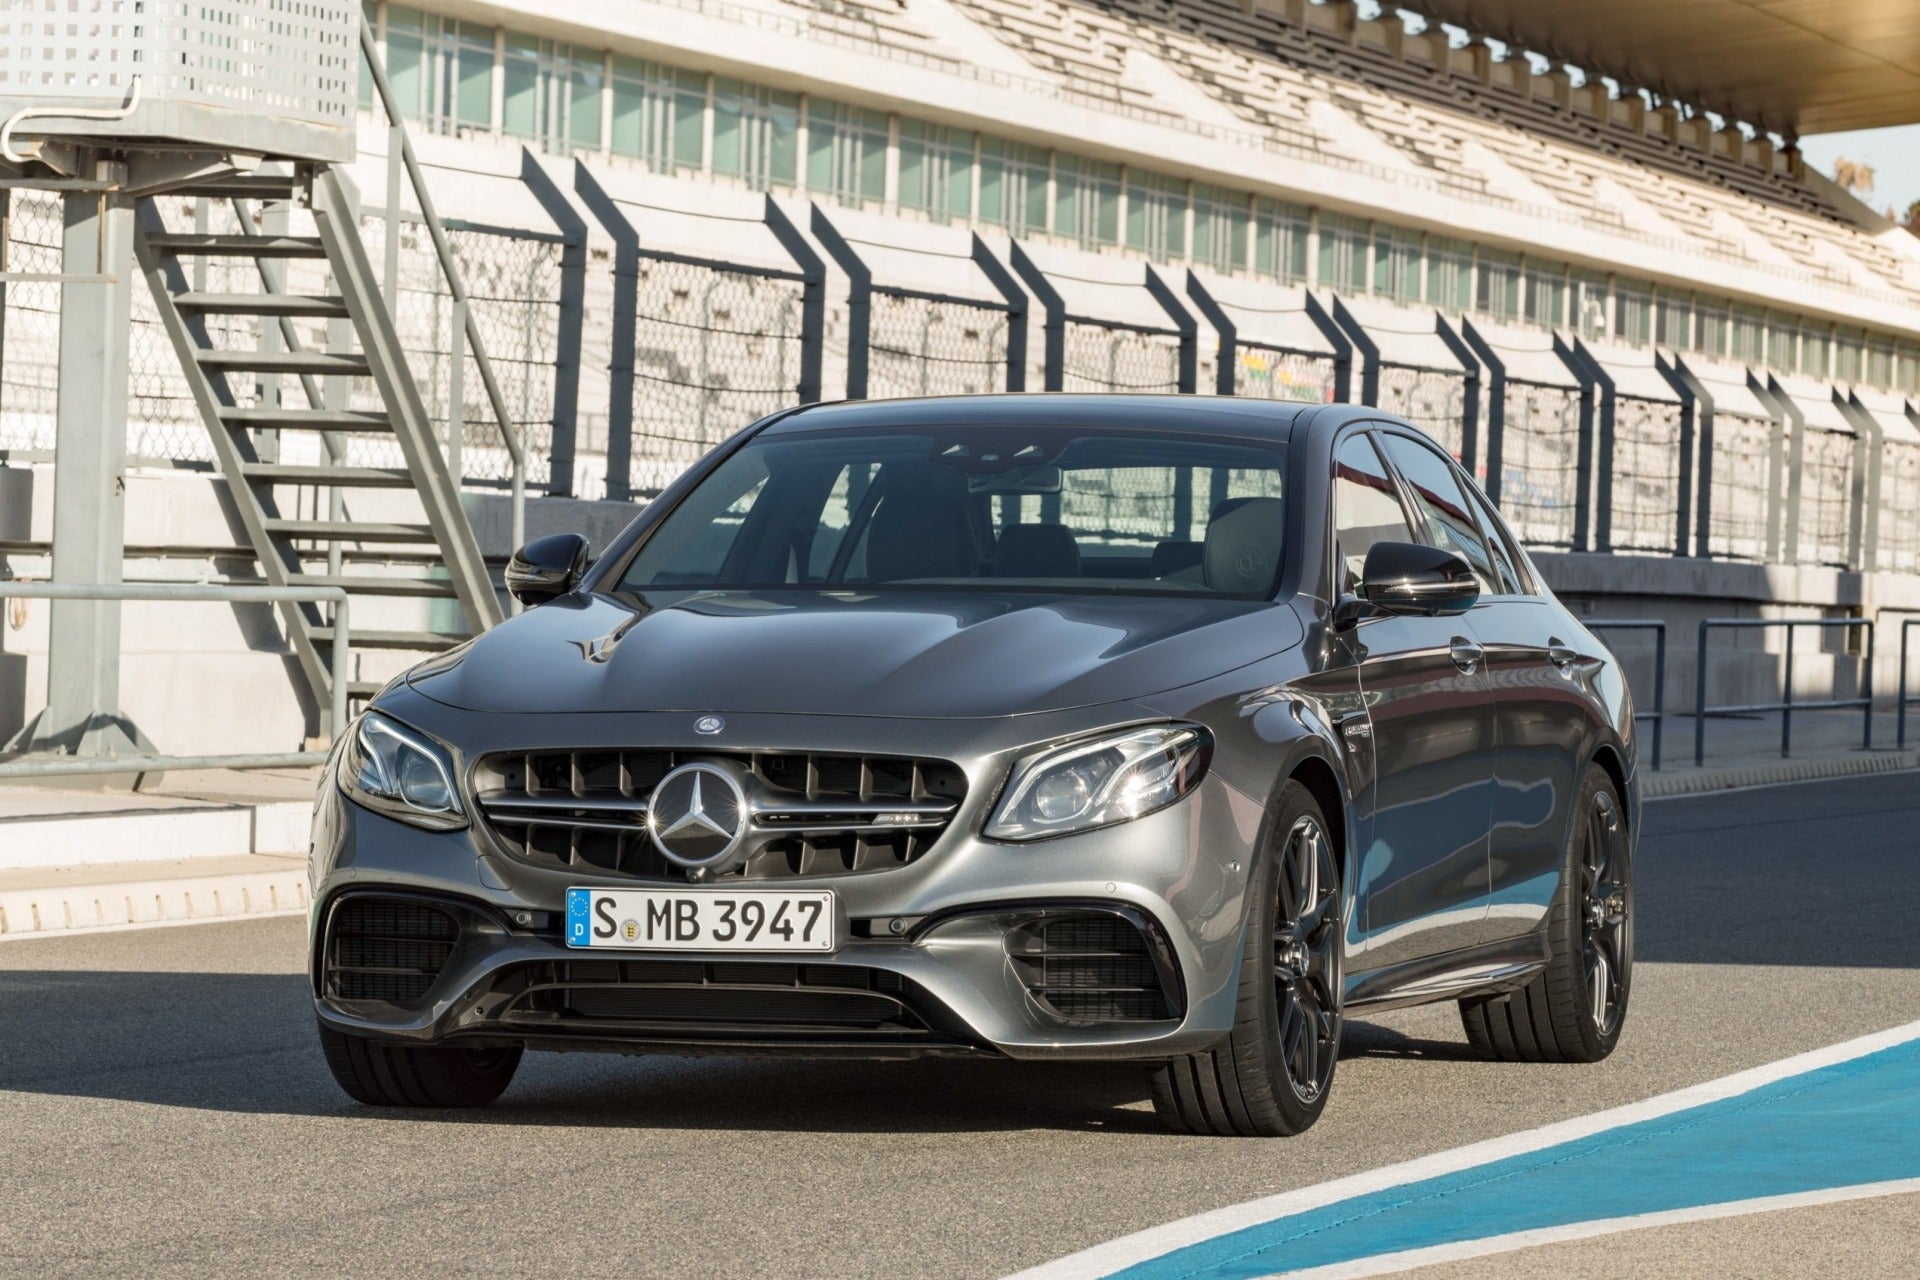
<box><xmin>1605</xmin><ymin>397</ymin><xmax>1685</xmax><ymax>555</ymax></box>
<box><xmin>1704</xmin><ymin>411</ymin><xmax>1773</xmax><ymax>561</ymax></box>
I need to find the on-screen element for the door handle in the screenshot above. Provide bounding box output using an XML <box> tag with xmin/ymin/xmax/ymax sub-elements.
<box><xmin>1449</xmin><ymin>636</ymin><xmax>1484</xmax><ymax>675</ymax></box>
<box><xmin>1547</xmin><ymin>636</ymin><xmax>1578</xmax><ymax>672</ymax></box>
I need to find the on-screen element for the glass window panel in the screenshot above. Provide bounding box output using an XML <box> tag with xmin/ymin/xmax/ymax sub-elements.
<box><xmin>501</xmin><ymin>34</ymin><xmax>542</xmax><ymax>140</ymax></box>
<box><xmin>1655</xmin><ymin>292</ymin><xmax>1693</xmax><ymax>349</ymax></box>
<box><xmin>1317</xmin><ymin>212</ymin><xmax>1368</xmax><ymax>294</ymax></box>
<box><xmin>1614</xmin><ymin>283</ymin><xmax>1653</xmax><ymax>345</ymax></box>
<box><xmin>385</xmin><ymin>5</ymin><xmax>425</xmax><ymax>121</ymax></box>
<box><xmin>1253</xmin><ymin>199</ymin><xmax>1309</xmax><ymax>283</ymax></box>
<box><xmin>1054</xmin><ymin>157</ymin><xmax>1121</xmax><ymax>249</ymax></box>
<box><xmin>712</xmin><ymin>79</ymin><xmax>799</xmax><ymax>189</ymax></box>
<box><xmin>1426</xmin><ymin>235</ymin><xmax>1474</xmax><ymax>312</ymax></box>
<box><xmin>1191</xmin><ymin>184</ymin><xmax>1247</xmax><ymax>272</ymax></box>
<box><xmin>569</xmin><ymin>55</ymin><xmax>603</xmax><ymax>148</ymax></box>
<box><xmin>977</xmin><ymin>138</ymin><xmax>1049</xmax><ymax>237</ymax></box>
<box><xmin>452</xmin><ymin>24</ymin><xmax>493</xmax><ymax>129</ymax></box>
<box><xmin>898</xmin><ymin>121</ymin><xmax>974</xmax><ymax>222</ymax></box>
<box><xmin>1695</xmin><ymin>301</ymin><xmax>1729</xmax><ymax>358</ymax></box>
<box><xmin>1332</xmin><ymin>433</ymin><xmax>1414</xmax><ymax>592</ymax></box>
<box><xmin>1124</xmin><ymin>170</ymin><xmax>1187</xmax><ymax>259</ymax></box>
<box><xmin>1477</xmin><ymin>250</ymin><xmax>1521</xmax><ymax>322</ymax></box>
<box><xmin>1524</xmin><ymin>262</ymin><xmax>1567</xmax><ymax>329</ymax></box>
<box><xmin>1379</xmin><ymin>432</ymin><xmax>1499</xmax><ymax>594</ymax></box>
<box><xmin>1798</xmin><ymin>324</ymin><xmax>1830</xmax><ymax>378</ymax></box>
<box><xmin>805</xmin><ymin>100</ymin><xmax>888</xmax><ymax>206</ymax></box>
<box><xmin>1371</xmin><ymin>225</ymin><xmax>1420</xmax><ymax>304</ymax></box>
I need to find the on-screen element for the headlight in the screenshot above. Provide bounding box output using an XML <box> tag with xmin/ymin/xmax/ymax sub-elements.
<box><xmin>985</xmin><ymin>724</ymin><xmax>1212</xmax><ymax>842</ymax></box>
<box><xmin>339</xmin><ymin>711</ymin><xmax>467</xmax><ymax>831</ymax></box>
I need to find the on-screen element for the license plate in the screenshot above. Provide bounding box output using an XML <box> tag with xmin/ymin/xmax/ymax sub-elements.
<box><xmin>565</xmin><ymin>887</ymin><xmax>835</xmax><ymax>952</ymax></box>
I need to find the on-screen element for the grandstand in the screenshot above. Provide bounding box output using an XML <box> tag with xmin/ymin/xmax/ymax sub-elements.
<box><xmin>4</xmin><ymin>0</ymin><xmax>1920</xmax><ymax>755</ymax></box>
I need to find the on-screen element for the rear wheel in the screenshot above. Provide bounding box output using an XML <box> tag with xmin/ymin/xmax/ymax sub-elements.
<box><xmin>1150</xmin><ymin>781</ymin><xmax>1343</xmax><ymax>1136</ymax></box>
<box><xmin>319</xmin><ymin>1022</ymin><xmax>522</xmax><ymax>1107</ymax></box>
<box><xmin>1460</xmin><ymin>761</ymin><xmax>1631</xmax><ymax>1063</ymax></box>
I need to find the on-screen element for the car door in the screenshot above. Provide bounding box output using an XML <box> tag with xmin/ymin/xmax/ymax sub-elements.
<box><xmin>1376</xmin><ymin>430</ymin><xmax>1569</xmax><ymax>950</ymax></box>
<box><xmin>1453</xmin><ymin>475</ymin><xmax>1592</xmax><ymax>944</ymax></box>
<box><xmin>1330</xmin><ymin>431</ymin><xmax>1497</xmax><ymax>972</ymax></box>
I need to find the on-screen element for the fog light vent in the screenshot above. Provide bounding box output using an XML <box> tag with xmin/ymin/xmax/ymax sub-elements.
<box><xmin>1006</xmin><ymin>911</ymin><xmax>1179</xmax><ymax>1023</ymax></box>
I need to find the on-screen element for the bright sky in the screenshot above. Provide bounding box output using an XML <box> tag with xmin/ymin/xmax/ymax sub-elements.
<box><xmin>1799</xmin><ymin>125</ymin><xmax>1920</xmax><ymax>220</ymax></box>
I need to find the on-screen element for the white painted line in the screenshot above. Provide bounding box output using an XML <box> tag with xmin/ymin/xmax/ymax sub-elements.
<box><xmin>1008</xmin><ymin>1016</ymin><xmax>1920</xmax><ymax>1280</ymax></box>
<box><xmin>1261</xmin><ymin>1177</ymin><xmax>1920</xmax><ymax>1280</ymax></box>
<box><xmin>0</xmin><ymin>869</ymin><xmax>311</xmax><ymax>941</ymax></box>
<box><xmin>1645</xmin><ymin>765</ymin><xmax>1920</xmax><ymax>802</ymax></box>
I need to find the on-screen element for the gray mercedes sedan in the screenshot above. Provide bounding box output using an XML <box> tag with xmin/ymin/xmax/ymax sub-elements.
<box><xmin>310</xmin><ymin>395</ymin><xmax>1637</xmax><ymax>1136</ymax></box>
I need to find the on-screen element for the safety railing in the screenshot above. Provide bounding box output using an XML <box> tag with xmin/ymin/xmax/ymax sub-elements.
<box><xmin>1896</xmin><ymin>617</ymin><xmax>1920</xmax><ymax>752</ymax></box>
<box><xmin>358</xmin><ymin>20</ymin><xmax>526</xmax><ymax>559</ymax></box>
<box><xmin>0</xmin><ymin>582</ymin><xmax>348</xmax><ymax>778</ymax></box>
<box><xmin>1693</xmin><ymin>617</ymin><xmax>1874</xmax><ymax>766</ymax></box>
<box><xmin>1586</xmin><ymin>620</ymin><xmax>1665</xmax><ymax>771</ymax></box>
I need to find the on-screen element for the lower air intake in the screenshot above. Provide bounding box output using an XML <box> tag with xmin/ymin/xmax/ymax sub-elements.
<box><xmin>1007</xmin><ymin>911</ymin><xmax>1179</xmax><ymax>1023</ymax></box>
<box><xmin>325</xmin><ymin>896</ymin><xmax>460</xmax><ymax>1005</ymax></box>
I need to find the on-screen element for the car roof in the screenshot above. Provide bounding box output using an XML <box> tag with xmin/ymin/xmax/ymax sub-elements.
<box><xmin>760</xmin><ymin>393</ymin><xmax>1321</xmax><ymax>438</ymax></box>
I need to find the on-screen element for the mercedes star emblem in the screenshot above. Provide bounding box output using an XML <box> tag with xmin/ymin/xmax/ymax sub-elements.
<box><xmin>694</xmin><ymin>714</ymin><xmax>725</xmax><ymax>735</ymax></box>
<box><xmin>647</xmin><ymin>762</ymin><xmax>748</xmax><ymax>869</ymax></box>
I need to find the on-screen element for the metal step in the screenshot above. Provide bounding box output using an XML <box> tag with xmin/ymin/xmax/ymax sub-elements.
<box><xmin>219</xmin><ymin>407</ymin><xmax>390</xmax><ymax>431</ymax></box>
<box><xmin>174</xmin><ymin>292</ymin><xmax>349</xmax><ymax>318</ymax></box>
<box><xmin>309</xmin><ymin>627</ymin><xmax>463</xmax><ymax>652</ymax></box>
<box><xmin>301</xmin><ymin>574</ymin><xmax>461</xmax><ymax>599</ymax></box>
<box><xmin>146</xmin><ymin>233</ymin><xmax>328</xmax><ymax>258</ymax></box>
<box><xmin>264</xmin><ymin>519</ymin><xmax>437</xmax><ymax>544</ymax></box>
<box><xmin>237</xmin><ymin>463</ymin><xmax>415</xmax><ymax>488</ymax></box>
<box><xmin>165</xmin><ymin>175</ymin><xmax>307</xmax><ymax>201</ymax></box>
<box><xmin>196</xmin><ymin>349</ymin><xmax>371</xmax><ymax>376</ymax></box>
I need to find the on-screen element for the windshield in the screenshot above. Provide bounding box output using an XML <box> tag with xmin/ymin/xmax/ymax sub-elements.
<box><xmin>618</xmin><ymin>425</ymin><xmax>1289</xmax><ymax>598</ymax></box>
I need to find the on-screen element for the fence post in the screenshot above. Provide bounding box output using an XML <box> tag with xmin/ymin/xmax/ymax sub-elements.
<box><xmin>1756</xmin><ymin>373</ymin><xmax>1799</xmax><ymax>564</ymax></box>
<box><xmin>1653</xmin><ymin>623</ymin><xmax>1667</xmax><ymax>770</ymax></box>
<box><xmin>1782</xmin><ymin>624</ymin><xmax>1795</xmax><ymax>757</ymax></box>
<box><xmin>764</xmin><ymin>198</ymin><xmax>825</xmax><ymax>405</ymax></box>
<box><xmin>809</xmin><ymin>205</ymin><xmax>869</xmax><ymax>401</ymax></box>
<box><xmin>1144</xmin><ymin>266</ymin><xmax>1197</xmax><ymax>394</ymax></box>
<box><xmin>1461</xmin><ymin>320</ymin><xmax>1509</xmax><ymax>506</ymax></box>
<box><xmin>1839</xmin><ymin>390</ymin><xmax>1885</xmax><ymax>573</ymax></box>
<box><xmin>1184</xmin><ymin>272</ymin><xmax>1238</xmax><ymax>397</ymax></box>
<box><xmin>1695</xmin><ymin>619</ymin><xmax>1710</xmax><ymax>767</ymax></box>
<box><xmin>1302</xmin><ymin>291</ymin><xmax>1352</xmax><ymax>404</ymax></box>
<box><xmin>1329</xmin><ymin>297</ymin><xmax>1381</xmax><ymax>407</ymax></box>
<box><xmin>1008</xmin><ymin>241</ymin><xmax>1065</xmax><ymax>391</ymax></box>
<box><xmin>1862</xmin><ymin>618</ymin><xmax>1875</xmax><ymax>751</ymax></box>
<box><xmin>1663</xmin><ymin>356</ymin><xmax>1716</xmax><ymax>558</ymax></box>
<box><xmin>1559</xmin><ymin>335</ymin><xmax>1611</xmax><ymax>552</ymax></box>
<box><xmin>519</xmin><ymin>150</ymin><xmax>587</xmax><ymax>496</ymax></box>
<box><xmin>970</xmin><ymin>235</ymin><xmax>1027</xmax><ymax>392</ymax></box>
<box><xmin>571</xmin><ymin>162</ymin><xmax>638</xmax><ymax>502</ymax></box>
<box><xmin>1435</xmin><ymin>317</ymin><xmax>1481</xmax><ymax>477</ymax></box>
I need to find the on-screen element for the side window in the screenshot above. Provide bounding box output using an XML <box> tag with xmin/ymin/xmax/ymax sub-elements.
<box><xmin>1378</xmin><ymin>433</ymin><xmax>1500</xmax><ymax>595</ymax></box>
<box><xmin>1332</xmin><ymin>433</ymin><xmax>1415</xmax><ymax>593</ymax></box>
<box><xmin>1461</xmin><ymin>481</ymin><xmax>1528</xmax><ymax>596</ymax></box>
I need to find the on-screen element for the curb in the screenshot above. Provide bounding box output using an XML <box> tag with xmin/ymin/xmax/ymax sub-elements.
<box><xmin>1642</xmin><ymin>750</ymin><xmax>1920</xmax><ymax>799</ymax></box>
<box><xmin>0</xmin><ymin>866</ymin><xmax>311</xmax><ymax>940</ymax></box>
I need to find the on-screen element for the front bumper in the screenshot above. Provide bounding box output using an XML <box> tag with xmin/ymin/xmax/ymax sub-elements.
<box><xmin>308</xmin><ymin>708</ymin><xmax>1271</xmax><ymax>1061</ymax></box>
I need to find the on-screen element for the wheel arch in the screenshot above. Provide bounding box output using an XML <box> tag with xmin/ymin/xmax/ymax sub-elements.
<box><xmin>1589</xmin><ymin>740</ymin><xmax>1632</xmax><ymax>833</ymax></box>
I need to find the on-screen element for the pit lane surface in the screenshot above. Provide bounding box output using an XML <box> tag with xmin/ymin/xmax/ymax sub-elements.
<box><xmin>4</xmin><ymin>773</ymin><xmax>1918</xmax><ymax>1279</ymax></box>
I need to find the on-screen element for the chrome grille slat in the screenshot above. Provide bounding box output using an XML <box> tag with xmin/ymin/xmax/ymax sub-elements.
<box><xmin>472</xmin><ymin>748</ymin><xmax>966</xmax><ymax>884</ymax></box>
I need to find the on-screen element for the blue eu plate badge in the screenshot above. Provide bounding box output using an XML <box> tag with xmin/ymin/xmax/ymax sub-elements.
<box><xmin>565</xmin><ymin>888</ymin><xmax>591</xmax><ymax>947</ymax></box>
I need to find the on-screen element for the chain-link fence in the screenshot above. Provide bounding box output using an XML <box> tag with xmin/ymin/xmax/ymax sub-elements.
<box><xmin>1607</xmin><ymin>398</ymin><xmax>1683</xmax><ymax>554</ymax></box>
<box><xmin>1882</xmin><ymin>440</ymin><xmax>1920</xmax><ymax>574</ymax></box>
<box><xmin>1232</xmin><ymin>345</ymin><xmax>1336</xmax><ymax>402</ymax></box>
<box><xmin>625</xmin><ymin>254</ymin><xmax>810</xmax><ymax>496</ymax></box>
<box><xmin>1378</xmin><ymin>364</ymin><xmax>1466</xmax><ymax>458</ymax></box>
<box><xmin>1706</xmin><ymin>412</ymin><xmax>1772</xmax><ymax>561</ymax></box>
<box><xmin>1796</xmin><ymin>425</ymin><xmax>1856</xmax><ymax>568</ymax></box>
<box><xmin>0</xmin><ymin>190</ymin><xmax>61</xmax><ymax>455</ymax></box>
<box><xmin>867</xmin><ymin>292</ymin><xmax>1008</xmax><ymax>399</ymax></box>
<box><xmin>1497</xmin><ymin>382</ymin><xmax>1582</xmax><ymax>549</ymax></box>
<box><xmin>1059</xmin><ymin>320</ymin><xmax>1182</xmax><ymax>392</ymax></box>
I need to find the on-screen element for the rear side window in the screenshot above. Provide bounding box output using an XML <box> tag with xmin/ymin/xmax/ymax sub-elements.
<box><xmin>1331</xmin><ymin>433</ymin><xmax>1414</xmax><ymax>593</ymax></box>
<box><xmin>1377</xmin><ymin>433</ymin><xmax>1499</xmax><ymax>595</ymax></box>
<box><xmin>1460</xmin><ymin>480</ymin><xmax>1528</xmax><ymax>595</ymax></box>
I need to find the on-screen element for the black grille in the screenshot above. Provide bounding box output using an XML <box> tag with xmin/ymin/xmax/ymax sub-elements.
<box><xmin>1007</xmin><ymin>912</ymin><xmax>1176</xmax><ymax>1023</ymax></box>
<box><xmin>501</xmin><ymin>958</ymin><xmax>928</xmax><ymax>1032</ymax></box>
<box><xmin>325</xmin><ymin>896</ymin><xmax>460</xmax><ymax>1005</ymax></box>
<box><xmin>472</xmin><ymin>749</ymin><xmax>967</xmax><ymax>883</ymax></box>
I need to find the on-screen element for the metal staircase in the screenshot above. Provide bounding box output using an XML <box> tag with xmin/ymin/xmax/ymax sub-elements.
<box><xmin>133</xmin><ymin>163</ymin><xmax>503</xmax><ymax>718</ymax></box>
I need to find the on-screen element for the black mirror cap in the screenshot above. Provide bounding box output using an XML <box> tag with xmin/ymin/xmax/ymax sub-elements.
<box><xmin>1359</xmin><ymin>542</ymin><xmax>1479</xmax><ymax>617</ymax></box>
<box><xmin>506</xmin><ymin>533</ymin><xmax>591</xmax><ymax>606</ymax></box>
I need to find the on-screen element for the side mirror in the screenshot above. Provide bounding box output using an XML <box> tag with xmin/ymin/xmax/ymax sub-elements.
<box><xmin>506</xmin><ymin>533</ymin><xmax>590</xmax><ymax>606</ymax></box>
<box><xmin>1359</xmin><ymin>542</ymin><xmax>1478</xmax><ymax>617</ymax></box>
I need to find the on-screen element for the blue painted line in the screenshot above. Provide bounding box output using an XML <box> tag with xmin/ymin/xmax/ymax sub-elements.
<box><xmin>1112</xmin><ymin>1039</ymin><xmax>1920</xmax><ymax>1280</ymax></box>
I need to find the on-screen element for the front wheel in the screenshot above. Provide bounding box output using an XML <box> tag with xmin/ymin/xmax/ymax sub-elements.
<box><xmin>1150</xmin><ymin>780</ymin><xmax>1343</xmax><ymax>1136</ymax></box>
<box><xmin>319</xmin><ymin>1022</ymin><xmax>522</xmax><ymax>1107</ymax></box>
<box><xmin>1460</xmin><ymin>761</ymin><xmax>1632</xmax><ymax>1063</ymax></box>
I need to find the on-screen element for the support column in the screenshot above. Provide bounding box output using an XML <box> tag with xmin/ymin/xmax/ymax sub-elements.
<box><xmin>17</xmin><ymin>179</ymin><xmax>142</xmax><ymax>759</ymax></box>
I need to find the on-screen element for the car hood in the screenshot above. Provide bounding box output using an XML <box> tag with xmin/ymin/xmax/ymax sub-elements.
<box><xmin>406</xmin><ymin>589</ymin><xmax>1303</xmax><ymax>719</ymax></box>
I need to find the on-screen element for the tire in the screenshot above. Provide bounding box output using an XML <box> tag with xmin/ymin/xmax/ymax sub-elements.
<box><xmin>319</xmin><ymin>1021</ymin><xmax>522</xmax><ymax>1108</ymax></box>
<box><xmin>1150</xmin><ymin>780</ymin><xmax>1344</xmax><ymax>1137</ymax></box>
<box><xmin>1460</xmin><ymin>761</ymin><xmax>1632</xmax><ymax>1064</ymax></box>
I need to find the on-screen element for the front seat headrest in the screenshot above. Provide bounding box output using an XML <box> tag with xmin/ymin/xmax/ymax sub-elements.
<box><xmin>866</xmin><ymin>480</ymin><xmax>977</xmax><ymax>581</ymax></box>
<box><xmin>993</xmin><ymin>524</ymin><xmax>1081</xmax><ymax>578</ymax></box>
<box><xmin>1203</xmin><ymin>497</ymin><xmax>1286</xmax><ymax>594</ymax></box>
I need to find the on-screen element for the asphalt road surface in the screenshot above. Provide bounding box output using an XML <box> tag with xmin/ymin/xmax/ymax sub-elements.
<box><xmin>4</xmin><ymin>773</ymin><xmax>1919</xmax><ymax>1279</ymax></box>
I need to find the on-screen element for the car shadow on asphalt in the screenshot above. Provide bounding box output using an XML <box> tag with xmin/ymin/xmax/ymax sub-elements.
<box><xmin>0</xmin><ymin>967</ymin><xmax>1478</xmax><ymax>1132</ymax></box>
